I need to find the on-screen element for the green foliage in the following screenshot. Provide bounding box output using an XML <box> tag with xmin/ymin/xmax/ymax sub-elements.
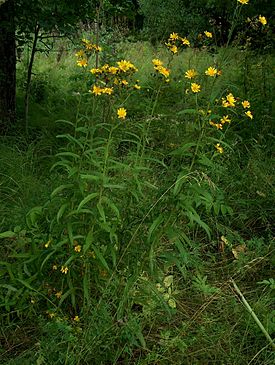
<box><xmin>1</xmin><ymin>9</ymin><xmax>274</xmax><ymax>364</ymax></box>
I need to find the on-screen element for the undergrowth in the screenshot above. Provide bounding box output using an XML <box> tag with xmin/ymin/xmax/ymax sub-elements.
<box><xmin>0</xmin><ymin>7</ymin><xmax>274</xmax><ymax>364</ymax></box>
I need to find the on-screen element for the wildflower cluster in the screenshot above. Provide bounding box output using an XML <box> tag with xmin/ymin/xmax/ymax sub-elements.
<box><xmin>90</xmin><ymin>60</ymin><xmax>139</xmax><ymax>96</ymax></box>
<box><xmin>152</xmin><ymin>59</ymin><xmax>170</xmax><ymax>81</ymax></box>
<box><xmin>165</xmin><ymin>32</ymin><xmax>191</xmax><ymax>54</ymax></box>
<box><xmin>75</xmin><ymin>38</ymin><xmax>102</xmax><ymax>67</ymax></box>
<box><xmin>184</xmin><ymin>65</ymin><xmax>221</xmax><ymax>93</ymax></box>
<box><xmin>208</xmin><ymin>92</ymin><xmax>253</xmax><ymax>153</ymax></box>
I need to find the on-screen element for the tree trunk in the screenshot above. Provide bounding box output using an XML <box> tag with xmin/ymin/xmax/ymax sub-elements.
<box><xmin>0</xmin><ymin>0</ymin><xmax>16</xmax><ymax>133</ymax></box>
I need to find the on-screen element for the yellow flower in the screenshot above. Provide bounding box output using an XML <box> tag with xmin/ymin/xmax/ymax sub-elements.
<box><xmin>108</xmin><ymin>66</ymin><xmax>118</xmax><ymax>74</ymax></box>
<box><xmin>61</xmin><ymin>266</ymin><xmax>68</xmax><ymax>274</ymax></box>
<box><xmin>220</xmin><ymin>115</ymin><xmax>231</xmax><ymax>124</ymax></box>
<box><xmin>94</xmin><ymin>45</ymin><xmax>102</xmax><ymax>52</ymax></box>
<box><xmin>117</xmin><ymin>60</ymin><xmax>137</xmax><ymax>72</ymax></box>
<box><xmin>102</xmin><ymin>87</ymin><xmax>114</xmax><ymax>95</ymax></box>
<box><xmin>237</xmin><ymin>0</ymin><xmax>249</xmax><ymax>4</ymax></box>
<box><xmin>205</xmin><ymin>66</ymin><xmax>217</xmax><ymax>77</ymax></box>
<box><xmin>77</xmin><ymin>59</ymin><xmax>88</xmax><ymax>67</ymax></box>
<box><xmin>209</xmin><ymin>121</ymin><xmax>223</xmax><ymax>130</ymax></box>
<box><xmin>134</xmin><ymin>84</ymin><xmax>141</xmax><ymax>90</ymax></box>
<box><xmin>44</xmin><ymin>239</ymin><xmax>52</xmax><ymax>248</ymax></box>
<box><xmin>55</xmin><ymin>291</ymin><xmax>62</xmax><ymax>299</ymax></box>
<box><xmin>204</xmin><ymin>31</ymin><xmax>213</xmax><ymax>38</ymax></box>
<box><xmin>222</xmin><ymin>93</ymin><xmax>236</xmax><ymax>108</ymax></box>
<box><xmin>242</xmin><ymin>100</ymin><xmax>250</xmax><ymax>108</ymax></box>
<box><xmin>90</xmin><ymin>68</ymin><xmax>102</xmax><ymax>74</ymax></box>
<box><xmin>75</xmin><ymin>50</ymin><xmax>85</xmax><ymax>58</ymax></box>
<box><xmin>191</xmin><ymin>83</ymin><xmax>201</xmax><ymax>93</ymax></box>
<box><xmin>259</xmin><ymin>15</ymin><xmax>267</xmax><ymax>26</ymax></box>
<box><xmin>215</xmin><ymin>143</ymin><xmax>224</xmax><ymax>154</ymax></box>
<box><xmin>169</xmin><ymin>32</ymin><xmax>179</xmax><ymax>40</ymax></box>
<box><xmin>73</xmin><ymin>315</ymin><xmax>80</xmax><ymax>322</ymax></box>
<box><xmin>52</xmin><ymin>264</ymin><xmax>58</xmax><ymax>271</ymax></box>
<box><xmin>91</xmin><ymin>85</ymin><xmax>103</xmax><ymax>96</ymax></box>
<box><xmin>74</xmin><ymin>245</ymin><xmax>82</xmax><ymax>253</ymax></box>
<box><xmin>117</xmin><ymin>107</ymin><xmax>127</xmax><ymax>119</ymax></box>
<box><xmin>158</xmin><ymin>66</ymin><xmax>170</xmax><ymax>78</ymax></box>
<box><xmin>185</xmin><ymin>69</ymin><xmax>197</xmax><ymax>79</ymax></box>
<box><xmin>121</xmin><ymin>79</ymin><xmax>129</xmax><ymax>86</ymax></box>
<box><xmin>152</xmin><ymin>59</ymin><xmax>163</xmax><ymax>67</ymax></box>
<box><xmin>217</xmin><ymin>70</ymin><xmax>222</xmax><ymax>76</ymax></box>
<box><xmin>245</xmin><ymin>110</ymin><xmax>253</xmax><ymax>119</ymax></box>
<box><xmin>170</xmin><ymin>45</ymin><xmax>178</xmax><ymax>54</ymax></box>
<box><xmin>181</xmin><ymin>37</ymin><xmax>190</xmax><ymax>46</ymax></box>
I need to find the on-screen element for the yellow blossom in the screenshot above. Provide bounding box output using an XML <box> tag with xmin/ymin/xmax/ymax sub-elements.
<box><xmin>75</xmin><ymin>50</ymin><xmax>85</xmax><ymax>58</ymax></box>
<box><xmin>158</xmin><ymin>66</ymin><xmax>170</xmax><ymax>78</ymax></box>
<box><xmin>242</xmin><ymin>100</ymin><xmax>250</xmax><ymax>108</ymax></box>
<box><xmin>108</xmin><ymin>66</ymin><xmax>119</xmax><ymax>74</ymax></box>
<box><xmin>44</xmin><ymin>239</ymin><xmax>51</xmax><ymax>248</ymax></box>
<box><xmin>73</xmin><ymin>315</ymin><xmax>80</xmax><ymax>322</ymax></box>
<box><xmin>134</xmin><ymin>84</ymin><xmax>141</xmax><ymax>90</ymax></box>
<box><xmin>77</xmin><ymin>59</ymin><xmax>88</xmax><ymax>67</ymax></box>
<box><xmin>91</xmin><ymin>85</ymin><xmax>103</xmax><ymax>96</ymax></box>
<box><xmin>102</xmin><ymin>87</ymin><xmax>114</xmax><ymax>95</ymax></box>
<box><xmin>185</xmin><ymin>69</ymin><xmax>197</xmax><ymax>79</ymax></box>
<box><xmin>217</xmin><ymin>70</ymin><xmax>222</xmax><ymax>76</ymax></box>
<box><xmin>117</xmin><ymin>107</ymin><xmax>127</xmax><ymax>119</ymax></box>
<box><xmin>191</xmin><ymin>83</ymin><xmax>201</xmax><ymax>93</ymax></box>
<box><xmin>222</xmin><ymin>93</ymin><xmax>236</xmax><ymax>107</ymax></box>
<box><xmin>170</xmin><ymin>45</ymin><xmax>178</xmax><ymax>54</ymax></box>
<box><xmin>259</xmin><ymin>15</ymin><xmax>267</xmax><ymax>26</ymax></box>
<box><xmin>169</xmin><ymin>32</ymin><xmax>179</xmax><ymax>40</ymax></box>
<box><xmin>121</xmin><ymin>79</ymin><xmax>129</xmax><ymax>86</ymax></box>
<box><xmin>209</xmin><ymin>121</ymin><xmax>223</xmax><ymax>130</ymax></box>
<box><xmin>61</xmin><ymin>266</ymin><xmax>68</xmax><ymax>274</ymax></box>
<box><xmin>94</xmin><ymin>45</ymin><xmax>102</xmax><ymax>52</ymax></box>
<box><xmin>205</xmin><ymin>66</ymin><xmax>217</xmax><ymax>77</ymax></box>
<box><xmin>215</xmin><ymin>143</ymin><xmax>224</xmax><ymax>154</ymax></box>
<box><xmin>90</xmin><ymin>68</ymin><xmax>102</xmax><ymax>74</ymax></box>
<box><xmin>117</xmin><ymin>60</ymin><xmax>137</xmax><ymax>72</ymax></box>
<box><xmin>204</xmin><ymin>31</ymin><xmax>213</xmax><ymax>38</ymax></box>
<box><xmin>181</xmin><ymin>37</ymin><xmax>190</xmax><ymax>46</ymax></box>
<box><xmin>74</xmin><ymin>245</ymin><xmax>82</xmax><ymax>253</ymax></box>
<box><xmin>245</xmin><ymin>110</ymin><xmax>253</xmax><ymax>119</ymax></box>
<box><xmin>237</xmin><ymin>0</ymin><xmax>249</xmax><ymax>4</ymax></box>
<box><xmin>220</xmin><ymin>115</ymin><xmax>231</xmax><ymax>124</ymax></box>
<box><xmin>55</xmin><ymin>291</ymin><xmax>62</xmax><ymax>299</ymax></box>
<box><xmin>52</xmin><ymin>264</ymin><xmax>58</xmax><ymax>271</ymax></box>
<box><xmin>152</xmin><ymin>59</ymin><xmax>163</xmax><ymax>67</ymax></box>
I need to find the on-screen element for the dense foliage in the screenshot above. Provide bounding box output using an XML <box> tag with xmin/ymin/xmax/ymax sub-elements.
<box><xmin>0</xmin><ymin>1</ymin><xmax>274</xmax><ymax>364</ymax></box>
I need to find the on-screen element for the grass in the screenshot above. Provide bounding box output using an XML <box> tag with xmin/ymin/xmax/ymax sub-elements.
<box><xmin>0</xmin><ymin>37</ymin><xmax>274</xmax><ymax>365</ymax></box>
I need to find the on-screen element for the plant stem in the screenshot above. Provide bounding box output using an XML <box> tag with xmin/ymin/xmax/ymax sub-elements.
<box><xmin>231</xmin><ymin>279</ymin><xmax>275</xmax><ymax>351</ymax></box>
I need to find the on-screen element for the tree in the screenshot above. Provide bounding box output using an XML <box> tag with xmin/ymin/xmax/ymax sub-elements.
<box><xmin>0</xmin><ymin>0</ymin><xmax>16</xmax><ymax>132</ymax></box>
<box><xmin>0</xmin><ymin>0</ymin><xmax>96</xmax><ymax>134</ymax></box>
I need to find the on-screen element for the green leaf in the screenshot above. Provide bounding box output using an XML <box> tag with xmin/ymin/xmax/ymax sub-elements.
<box><xmin>147</xmin><ymin>215</ymin><xmax>164</xmax><ymax>243</ymax></box>
<box><xmin>56</xmin><ymin>152</ymin><xmax>81</xmax><ymax>159</ymax></box>
<box><xmin>77</xmin><ymin>193</ymin><xmax>99</xmax><ymax>211</ymax></box>
<box><xmin>57</xmin><ymin>203</ymin><xmax>68</xmax><ymax>223</ymax></box>
<box><xmin>177</xmin><ymin>108</ymin><xmax>198</xmax><ymax>115</ymax></box>
<box><xmin>0</xmin><ymin>231</ymin><xmax>16</xmax><ymax>239</ymax></box>
<box><xmin>97</xmin><ymin>202</ymin><xmax>106</xmax><ymax>222</ymax></box>
<box><xmin>51</xmin><ymin>184</ymin><xmax>74</xmax><ymax>198</ymax></box>
<box><xmin>83</xmin><ymin>229</ymin><xmax>93</xmax><ymax>254</ymax></box>
<box><xmin>92</xmin><ymin>245</ymin><xmax>110</xmax><ymax>272</ymax></box>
